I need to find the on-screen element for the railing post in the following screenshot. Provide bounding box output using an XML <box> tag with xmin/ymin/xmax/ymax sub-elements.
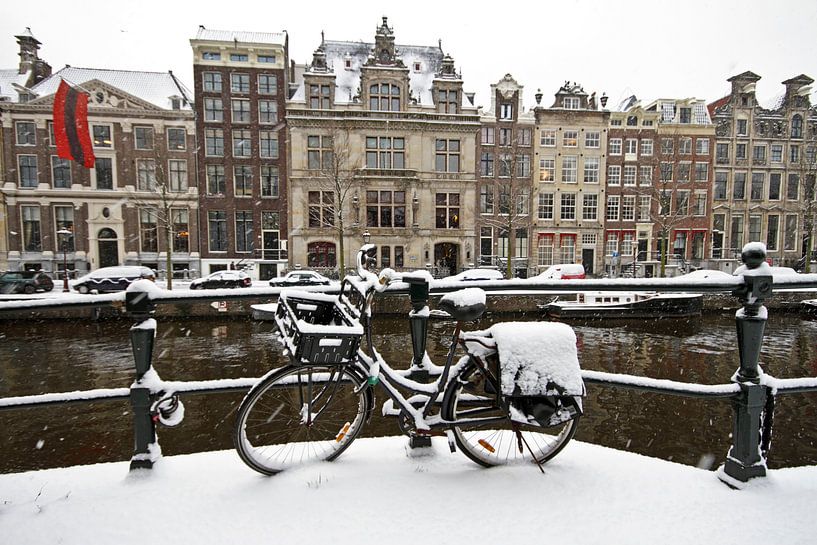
<box><xmin>406</xmin><ymin>276</ymin><xmax>430</xmax><ymax>380</ymax></box>
<box><xmin>127</xmin><ymin>286</ymin><xmax>158</xmax><ymax>470</ymax></box>
<box><xmin>720</xmin><ymin>244</ymin><xmax>773</xmax><ymax>486</ymax></box>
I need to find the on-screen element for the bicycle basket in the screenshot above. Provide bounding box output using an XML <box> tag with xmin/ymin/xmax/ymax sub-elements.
<box><xmin>275</xmin><ymin>291</ymin><xmax>364</xmax><ymax>365</ymax></box>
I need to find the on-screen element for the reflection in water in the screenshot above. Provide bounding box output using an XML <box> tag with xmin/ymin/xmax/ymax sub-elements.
<box><xmin>1</xmin><ymin>311</ymin><xmax>815</xmax><ymax>473</ymax></box>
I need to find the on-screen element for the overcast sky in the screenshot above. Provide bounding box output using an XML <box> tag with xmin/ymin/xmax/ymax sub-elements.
<box><xmin>3</xmin><ymin>0</ymin><xmax>816</xmax><ymax>110</ymax></box>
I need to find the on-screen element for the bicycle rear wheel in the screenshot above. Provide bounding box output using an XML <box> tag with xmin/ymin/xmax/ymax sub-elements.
<box><xmin>444</xmin><ymin>361</ymin><xmax>578</xmax><ymax>468</ymax></box>
<box><xmin>234</xmin><ymin>364</ymin><xmax>368</xmax><ymax>475</ymax></box>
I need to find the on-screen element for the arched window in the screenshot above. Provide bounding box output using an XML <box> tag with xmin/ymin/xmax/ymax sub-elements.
<box><xmin>791</xmin><ymin>114</ymin><xmax>803</xmax><ymax>139</ymax></box>
<box><xmin>369</xmin><ymin>83</ymin><xmax>400</xmax><ymax>111</ymax></box>
<box><xmin>307</xmin><ymin>241</ymin><xmax>336</xmax><ymax>268</ymax></box>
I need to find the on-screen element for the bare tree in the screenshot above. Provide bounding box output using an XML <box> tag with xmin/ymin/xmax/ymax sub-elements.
<box><xmin>792</xmin><ymin>121</ymin><xmax>817</xmax><ymax>272</ymax></box>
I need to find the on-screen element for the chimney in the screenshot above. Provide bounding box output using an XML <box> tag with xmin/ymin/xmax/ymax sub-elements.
<box><xmin>15</xmin><ymin>28</ymin><xmax>51</xmax><ymax>84</ymax></box>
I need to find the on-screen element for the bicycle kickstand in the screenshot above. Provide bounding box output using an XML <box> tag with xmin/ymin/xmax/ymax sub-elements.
<box><xmin>513</xmin><ymin>423</ymin><xmax>545</xmax><ymax>474</ymax></box>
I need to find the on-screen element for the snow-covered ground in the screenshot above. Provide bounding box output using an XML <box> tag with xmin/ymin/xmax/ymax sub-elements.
<box><xmin>1</xmin><ymin>437</ymin><xmax>815</xmax><ymax>545</ymax></box>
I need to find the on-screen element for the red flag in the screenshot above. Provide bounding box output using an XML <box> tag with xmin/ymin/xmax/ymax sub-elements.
<box><xmin>53</xmin><ymin>79</ymin><xmax>95</xmax><ymax>168</ymax></box>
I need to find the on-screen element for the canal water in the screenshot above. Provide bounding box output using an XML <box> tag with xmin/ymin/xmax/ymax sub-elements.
<box><xmin>1</xmin><ymin>309</ymin><xmax>816</xmax><ymax>474</ymax></box>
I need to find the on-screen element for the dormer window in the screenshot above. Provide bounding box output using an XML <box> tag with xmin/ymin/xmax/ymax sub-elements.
<box><xmin>369</xmin><ymin>83</ymin><xmax>400</xmax><ymax>111</ymax></box>
<box><xmin>626</xmin><ymin>115</ymin><xmax>638</xmax><ymax>126</ymax></box>
<box><xmin>563</xmin><ymin>97</ymin><xmax>580</xmax><ymax>109</ymax></box>
<box><xmin>791</xmin><ymin>114</ymin><xmax>803</xmax><ymax>139</ymax></box>
<box><xmin>170</xmin><ymin>96</ymin><xmax>182</xmax><ymax>110</ymax></box>
<box><xmin>258</xmin><ymin>55</ymin><xmax>276</xmax><ymax>63</ymax></box>
<box><xmin>437</xmin><ymin>89</ymin><xmax>458</xmax><ymax>114</ymax></box>
<box><xmin>414</xmin><ymin>62</ymin><xmax>421</xmax><ymax>72</ymax></box>
<box><xmin>345</xmin><ymin>59</ymin><xmax>352</xmax><ymax>69</ymax></box>
<box><xmin>500</xmin><ymin>103</ymin><xmax>513</xmax><ymax>120</ymax></box>
<box><xmin>230</xmin><ymin>53</ymin><xmax>249</xmax><ymax>62</ymax></box>
<box><xmin>203</xmin><ymin>51</ymin><xmax>221</xmax><ymax>61</ymax></box>
<box><xmin>310</xmin><ymin>84</ymin><xmax>331</xmax><ymax>109</ymax></box>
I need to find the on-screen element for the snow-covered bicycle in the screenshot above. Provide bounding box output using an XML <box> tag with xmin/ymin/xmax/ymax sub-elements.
<box><xmin>233</xmin><ymin>246</ymin><xmax>584</xmax><ymax>475</ymax></box>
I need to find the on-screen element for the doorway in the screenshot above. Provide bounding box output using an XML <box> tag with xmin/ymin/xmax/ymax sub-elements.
<box><xmin>434</xmin><ymin>243</ymin><xmax>458</xmax><ymax>277</ymax></box>
<box><xmin>581</xmin><ymin>248</ymin><xmax>595</xmax><ymax>276</ymax></box>
<box><xmin>97</xmin><ymin>228</ymin><xmax>119</xmax><ymax>268</ymax></box>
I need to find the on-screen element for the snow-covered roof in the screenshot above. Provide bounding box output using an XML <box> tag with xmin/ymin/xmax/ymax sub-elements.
<box><xmin>292</xmin><ymin>40</ymin><xmax>458</xmax><ymax>108</ymax></box>
<box><xmin>0</xmin><ymin>69</ymin><xmax>31</xmax><ymax>102</ymax></box>
<box><xmin>193</xmin><ymin>27</ymin><xmax>286</xmax><ymax>46</ymax></box>
<box><xmin>31</xmin><ymin>66</ymin><xmax>193</xmax><ymax>110</ymax></box>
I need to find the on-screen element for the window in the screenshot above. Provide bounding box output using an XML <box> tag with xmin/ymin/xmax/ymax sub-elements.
<box><xmin>641</xmin><ymin>139</ymin><xmax>653</xmax><ymax>156</ymax></box>
<box><xmin>561</xmin><ymin>156</ymin><xmax>577</xmax><ymax>183</ymax></box>
<box><xmin>137</xmin><ymin>159</ymin><xmax>156</xmax><ymax>191</ymax></box>
<box><xmin>205</xmin><ymin>128</ymin><xmax>224</xmax><ymax>156</ymax></box>
<box><xmin>369</xmin><ymin>83</ymin><xmax>401</xmax><ymax>111</ymax></box>
<box><xmin>261</xmin><ymin>212</ymin><xmax>281</xmax><ymax>260</ymax></box>
<box><xmin>93</xmin><ymin>125</ymin><xmax>112</xmax><ymax>148</ymax></box>
<box><xmin>307</xmin><ymin>135</ymin><xmax>333</xmax><ymax>169</ymax></box>
<box><xmin>791</xmin><ymin>114</ymin><xmax>803</xmax><ymax>138</ymax></box>
<box><xmin>260</xmin><ymin>131</ymin><xmax>278</xmax><ymax>159</ymax></box>
<box><xmin>517</xmin><ymin>128</ymin><xmax>532</xmax><ymax>146</ymax></box>
<box><xmin>203</xmin><ymin>51</ymin><xmax>221</xmax><ymax>60</ymax></box>
<box><xmin>660</xmin><ymin>162</ymin><xmax>673</xmax><ymax>182</ymax></box>
<box><xmin>367</xmin><ymin>190</ymin><xmax>406</xmax><ymax>227</ymax></box>
<box><xmin>540</xmin><ymin>158</ymin><xmax>555</xmax><ymax>182</ymax></box>
<box><xmin>770</xmin><ymin>144</ymin><xmax>783</xmax><ymax>163</ymax></box>
<box><xmin>231</xmin><ymin>73</ymin><xmax>250</xmax><ymax>93</ymax></box>
<box><xmin>204</xmin><ymin>98</ymin><xmax>224</xmax><ymax>121</ymax></box>
<box><xmin>366</xmin><ymin>137</ymin><xmax>405</xmax><ymax>169</ymax></box>
<box><xmin>15</xmin><ymin>121</ymin><xmax>36</xmax><ymax>145</ymax></box>
<box><xmin>583</xmin><ymin>194</ymin><xmax>598</xmax><ymax>221</ymax></box>
<box><xmin>752</xmin><ymin>145</ymin><xmax>766</xmax><ymax>163</ymax></box>
<box><xmin>639</xmin><ymin>196</ymin><xmax>651</xmax><ymax>221</ymax></box>
<box><xmin>605</xmin><ymin>232</ymin><xmax>619</xmax><ymax>256</ymax></box>
<box><xmin>435</xmin><ymin>193</ymin><xmax>460</xmax><ymax>228</ymax></box>
<box><xmin>585</xmin><ymin>132</ymin><xmax>600</xmax><ymax>148</ymax></box>
<box><xmin>563</xmin><ymin>97</ymin><xmax>580</xmax><ymax>109</ymax></box>
<box><xmin>679</xmin><ymin>138</ymin><xmax>692</xmax><ymax>155</ymax></box>
<box><xmin>694</xmin><ymin>138</ymin><xmax>709</xmax><ymax>156</ymax></box>
<box><xmin>435</xmin><ymin>139</ymin><xmax>460</xmax><ymax>172</ymax></box>
<box><xmin>540</xmin><ymin>129</ymin><xmax>556</xmax><ymax>147</ymax></box>
<box><xmin>625</xmin><ymin>139</ymin><xmax>638</xmax><ymax>155</ymax></box>
<box><xmin>480</xmin><ymin>185</ymin><xmax>494</xmax><ymax>214</ymax></box>
<box><xmin>167</xmin><ymin>128</ymin><xmax>186</xmax><ymax>151</ymax></box>
<box><xmin>737</xmin><ymin>119</ymin><xmax>748</xmax><ymax>136</ymax></box>
<box><xmin>607</xmin><ymin>165</ymin><xmax>621</xmax><ymax>186</ymax></box>
<box><xmin>661</xmin><ymin>138</ymin><xmax>673</xmax><ymax>155</ymax></box>
<box><xmin>379</xmin><ymin>246</ymin><xmax>391</xmax><ymax>268</ymax></box>
<box><xmin>234</xmin><ymin>165</ymin><xmax>253</xmax><ymax>197</ymax></box>
<box><xmin>784</xmin><ymin>214</ymin><xmax>798</xmax><ymax>250</ymax></box>
<box><xmin>134</xmin><ymin>126</ymin><xmax>154</xmax><ymax>150</ymax></box>
<box><xmin>235</xmin><ymin>211</ymin><xmax>253</xmax><ymax>252</ymax></box>
<box><xmin>790</xmin><ymin>145</ymin><xmax>800</xmax><ymax>163</ymax></box>
<box><xmin>714</xmin><ymin>172</ymin><xmax>728</xmax><ymax>200</ymax></box>
<box><xmin>769</xmin><ymin>173</ymin><xmax>781</xmax><ymax>200</ymax></box>
<box><xmin>232</xmin><ymin>129</ymin><xmax>251</xmax><ymax>157</ymax></box>
<box><xmin>538</xmin><ymin>234</ymin><xmax>554</xmax><ymax>267</ymax></box>
<box><xmin>172</xmin><ymin>208</ymin><xmax>189</xmax><ymax>253</ymax></box>
<box><xmin>680</xmin><ymin>107</ymin><xmax>692</xmax><ymax>124</ymax></box>
<box><xmin>437</xmin><ymin>89</ymin><xmax>458</xmax><ymax>114</ymax></box>
<box><xmin>500</xmin><ymin>103</ymin><xmax>513</xmax><ymax>120</ymax></box>
<box><xmin>480</xmin><ymin>153</ymin><xmax>494</xmax><ymax>177</ymax></box>
<box><xmin>261</xmin><ymin>166</ymin><xmax>279</xmax><ymax>198</ymax></box>
<box><xmin>54</xmin><ymin>206</ymin><xmax>75</xmax><ymax>252</ymax></box>
<box><xmin>18</xmin><ymin>155</ymin><xmax>38</xmax><ymax>187</ymax></box>
<box><xmin>767</xmin><ymin>215</ymin><xmax>779</xmax><ymax>251</ymax></box>
<box><xmin>516</xmin><ymin>154</ymin><xmax>531</xmax><ymax>178</ymax></box>
<box><xmin>47</xmin><ymin>122</ymin><xmax>55</xmax><ymax>147</ymax></box>
<box><xmin>694</xmin><ymin>162</ymin><xmax>708</xmax><ymax>182</ymax></box>
<box><xmin>610</xmin><ymin>119</ymin><xmax>622</xmax><ymax>126</ymax></box>
<box><xmin>733</xmin><ymin>172</ymin><xmax>746</xmax><ymax>199</ymax></box>
<box><xmin>168</xmin><ymin>160</ymin><xmax>188</xmax><ymax>192</ymax></box>
<box><xmin>208</xmin><ymin>211</ymin><xmax>227</xmax><ymax>251</ymax></box>
<box><xmin>560</xmin><ymin>235</ymin><xmax>576</xmax><ymax>263</ymax></box>
<box><xmin>207</xmin><ymin>165</ymin><xmax>225</xmax><ymax>195</ymax></box>
<box><xmin>481</xmin><ymin>127</ymin><xmax>495</xmax><ymax>145</ymax></box>
<box><xmin>736</xmin><ymin>143</ymin><xmax>747</xmax><ymax>159</ymax></box>
<box><xmin>659</xmin><ymin>190</ymin><xmax>671</xmax><ymax>216</ymax></box>
<box><xmin>609</xmin><ymin>138</ymin><xmax>622</xmax><ymax>155</ymax></box>
<box><xmin>499</xmin><ymin>128</ymin><xmax>512</xmax><ymax>146</ymax></box>
<box><xmin>584</xmin><ymin>157</ymin><xmax>600</xmax><ymax>183</ymax></box>
<box><xmin>258</xmin><ymin>74</ymin><xmax>277</xmax><ymax>95</ymax></box>
<box><xmin>750</xmin><ymin>173</ymin><xmax>765</xmax><ymax>201</ymax></box>
<box><xmin>515</xmin><ymin>229</ymin><xmax>528</xmax><ymax>259</ymax></box>
<box><xmin>676</xmin><ymin>191</ymin><xmax>689</xmax><ymax>215</ymax></box>
<box><xmin>712</xmin><ymin>214</ymin><xmax>725</xmax><ymax>258</ymax></box>
<box><xmin>673</xmin><ymin>231</ymin><xmax>688</xmax><ymax>257</ymax></box>
<box><xmin>232</xmin><ymin>99</ymin><xmax>251</xmax><ymax>123</ymax></box>
<box><xmin>749</xmin><ymin>215</ymin><xmax>762</xmax><ymax>243</ymax></box>
<box><xmin>95</xmin><ymin>157</ymin><xmax>113</xmax><ymax>189</ymax></box>
<box><xmin>787</xmin><ymin>173</ymin><xmax>799</xmax><ymax>200</ymax></box>
<box><xmin>480</xmin><ymin>227</ymin><xmax>493</xmax><ymax>263</ymax></box>
<box><xmin>640</xmin><ymin>166</ymin><xmax>653</xmax><ymax>186</ymax></box>
<box><xmin>627</xmin><ymin>115</ymin><xmax>638</xmax><ymax>127</ymax></box>
<box><xmin>140</xmin><ymin>208</ymin><xmax>158</xmax><ymax>252</ymax></box>
<box><xmin>498</xmin><ymin>184</ymin><xmax>510</xmax><ymax>214</ymax></box>
<box><xmin>693</xmin><ymin>192</ymin><xmax>707</xmax><ymax>216</ymax></box>
<box><xmin>716</xmin><ymin>143</ymin><xmax>729</xmax><ymax>161</ymax></box>
<box><xmin>621</xmin><ymin>232</ymin><xmax>635</xmax><ymax>255</ymax></box>
<box><xmin>259</xmin><ymin>100</ymin><xmax>278</xmax><ymax>123</ymax></box>
<box><xmin>307</xmin><ymin>241</ymin><xmax>336</xmax><ymax>268</ymax></box>
<box><xmin>606</xmin><ymin>196</ymin><xmax>620</xmax><ymax>221</ymax></box>
<box><xmin>51</xmin><ymin>156</ymin><xmax>71</xmax><ymax>188</ymax></box>
<box><xmin>203</xmin><ymin>72</ymin><xmax>222</xmax><ymax>92</ymax></box>
<box><xmin>21</xmin><ymin>206</ymin><xmax>41</xmax><ymax>251</ymax></box>
<box><xmin>258</xmin><ymin>54</ymin><xmax>275</xmax><ymax>63</ymax></box>
<box><xmin>623</xmin><ymin>165</ymin><xmax>637</xmax><ymax>186</ymax></box>
<box><xmin>563</xmin><ymin>131</ymin><xmax>578</xmax><ymax>147</ymax></box>
<box><xmin>309</xmin><ymin>191</ymin><xmax>335</xmax><ymax>228</ymax></box>
<box><xmin>560</xmin><ymin>193</ymin><xmax>576</xmax><ymax>220</ymax></box>
<box><xmin>516</xmin><ymin>187</ymin><xmax>530</xmax><ymax>215</ymax></box>
<box><xmin>538</xmin><ymin>192</ymin><xmax>553</xmax><ymax>219</ymax></box>
<box><xmin>309</xmin><ymin>84</ymin><xmax>331</xmax><ymax>109</ymax></box>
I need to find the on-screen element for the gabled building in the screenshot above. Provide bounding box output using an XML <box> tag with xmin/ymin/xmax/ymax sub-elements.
<box><xmin>709</xmin><ymin>71</ymin><xmax>816</xmax><ymax>269</ymax></box>
<box><xmin>533</xmin><ymin>82</ymin><xmax>609</xmax><ymax>275</ymax></box>
<box><xmin>190</xmin><ymin>27</ymin><xmax>289</xmax><ymax>279</ymax></box>
<box><xmin>286</xmin><ymin>17</ymin><xmax>479</xmax><ymax>277</ymax></box>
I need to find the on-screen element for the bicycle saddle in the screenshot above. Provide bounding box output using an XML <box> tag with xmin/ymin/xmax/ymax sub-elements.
<box><xmin>438</xmin><ymin>288</ymin><xmax>486</xmax><ymax>322</ymax></box>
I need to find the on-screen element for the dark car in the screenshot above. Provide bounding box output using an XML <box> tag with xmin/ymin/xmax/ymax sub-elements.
<box><xmin>189</xmin><ymin>270</ymin><xmax>252</xmax><ymax>290</ymax></box>
<box><xmin>269</xmin><ymin>270</ymin><xmax>332</xmax><ymax>287</ymax></box>
<box><xmin>73</xmin><ymin>266</ymin><xmax>155</xmax><ymax>294</ymax></box>
<box><xmin>0</xmin><ymin>271</ymin><xmax>54</xmax><ymax>294</ymax></box>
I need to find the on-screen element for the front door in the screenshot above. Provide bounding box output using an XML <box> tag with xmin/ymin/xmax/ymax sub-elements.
<box><xmin>434</xmin><ymin>243</ymin><xmax>458</xmax><ymax>277</ymax></box>
<box><xmin>581</xmin><ymin>248</ymin><xmax>595</xmax><ymax>276</ymax></box>
<box><xmin>97</xmin><ymin>228</ymin><xmax>119</xmax><ymax>268</ymax></box>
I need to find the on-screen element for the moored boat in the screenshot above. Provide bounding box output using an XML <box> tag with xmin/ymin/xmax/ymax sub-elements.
<box><xmin>542</xmin><ymin>292</ymin><xmax>703</xmax><ymax>320</ymax></box>
<box><xmin>803</xmin><ymin>299</ymin><xmax>817</xmax><ymax>317</ymax></box>
<box><xmin>251</xmin><ymin>303</ymin><xmax>278</xmax><ymax>321</ymax></box>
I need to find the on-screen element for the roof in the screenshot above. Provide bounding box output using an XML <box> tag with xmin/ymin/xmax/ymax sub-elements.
<box><xmin>193</xmin><ymin>27</ymin><xmax>286</xmax><ymax>46</ymax></box>
<box><xmin>0</xmin><ymin>69</ymin><xmax>31</xmax><ymax>102</ymax></box>
<box><xmin>647</xmin><ymin>98</ymin><xmax>712</xmax><ymax>125</ymax></box>
<box><xmin>31</xmin><ymin>66</ymin><xmax>193</xmax><ymax>110</ymax></box>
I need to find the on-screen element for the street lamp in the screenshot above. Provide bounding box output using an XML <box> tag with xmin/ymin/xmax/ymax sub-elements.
<box><xmin>362</xmin><ymin>229</ymin><xmax>371</xmax><ymax>244</ymax></box>
<box><xmin>56</xmin><ymin>228</ymin><xmax>72</xmax><ymax>292</ymax></box>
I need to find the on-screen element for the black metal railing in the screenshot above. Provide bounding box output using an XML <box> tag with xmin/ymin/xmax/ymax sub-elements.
<box><xmin>1</xmin><ymin>246</ymin><xmax>817</xmax><ymax>486</ymax></box>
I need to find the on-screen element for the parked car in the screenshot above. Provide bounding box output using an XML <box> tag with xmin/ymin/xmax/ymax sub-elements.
<box><xmin>73</xmin><ymin>266</ymin><xmax>155</xmax><ymax>294</ymax></box>
<box><xmin>0</xmin><ymin>270</ymin><xmax>54</xmax><ymax>294</ymax></box>
<box><xmin>190</xmin><ymin>270</ymin><xmax>252</xmax><ymax>290</ymax></box>
<box><xmin>446</xmin><ymin>268</ymin><xmax>504</xmax><ymax>281</ymax></box>
<box><xmin>269</xmin><ymin>270</ymin><xmax>331</xmax><ymax>287</ymax></box>
<box><xmin>534</xmin><ymin>264</ymin><xmax>586</xmax><ymax>280</ymax></box>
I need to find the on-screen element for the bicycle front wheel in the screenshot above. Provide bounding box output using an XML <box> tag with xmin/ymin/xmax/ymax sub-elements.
<box><xmin>444</xmin><ymin>361</ymin><xmax>579</xmax><ymax>468</ymax></box>
<box><xmin>234</xmin><ymin>364</ymin><xmax>368</xmax><ymax>475</ymax></box>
